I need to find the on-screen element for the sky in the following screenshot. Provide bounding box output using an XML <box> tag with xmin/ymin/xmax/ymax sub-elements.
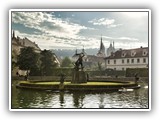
<box><xmin>11</xmin><ymin>10</ymin><xmax>149</xmax><ymax>50</ymax></box>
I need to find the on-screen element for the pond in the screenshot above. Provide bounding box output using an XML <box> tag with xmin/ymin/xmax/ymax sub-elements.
<box><xmin>11</xmin><ymin>80</ymin><xmax>149</xmax><ymax>109</ymax></box>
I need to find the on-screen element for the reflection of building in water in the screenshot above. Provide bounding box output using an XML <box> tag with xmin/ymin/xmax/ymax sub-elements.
<box><xmin>99</xmin><ymin>94</ymin><xmax>105</xmax><ymax>108</ymax></box>
<box><xmin>59</xmin><ymin>92</ymin><xmax>64</xmax><ymax>107</ymax></box>
<box><xmin>72</xmin><ymin>92</ymin><xmax>85</xmax><ymax>108</ymax></box>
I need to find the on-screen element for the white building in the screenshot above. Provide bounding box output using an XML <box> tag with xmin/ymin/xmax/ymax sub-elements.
<box><xmin>104</xmin><ymin>47</ymin><xmax>148</xmax><ymax>70</ymax></box>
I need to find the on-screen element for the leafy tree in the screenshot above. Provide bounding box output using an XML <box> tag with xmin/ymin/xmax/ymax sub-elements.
<box><xmin>12</xmin><ymin>51</ymin><xmax>17</xmax><ymax>71</ymax></box>
<box><xmin>97</xmin><ymin>62</ymin><xmax>102</xmax><ymax>71</ymax></box>
<box><xmin>17</xmin><ymin>47</ymin><xmax>40</xmax><ymax>75</ymax></box>
<box><xmin>40</xmin><ymin>49</ymin><xmax>58</xmax><ymax>76</ymax></box>
<box><xmin>97</xmin><ymin>62</ymin><xmax>103</xmax><ymax>77</ymax></box>
<box><xmin>61</xmin><ymin>57</ymin><xmax>73</xmax><ymax>67</ymax></box>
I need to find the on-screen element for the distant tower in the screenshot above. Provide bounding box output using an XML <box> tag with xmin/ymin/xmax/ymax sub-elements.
<box><xmin>113</xmin><ymin>41</ymin><xmax>114</xmax><ymax>48</ymax></box>
<box><xmin>107</xmin><ymin>41</ymin><xmax>115</xmax><ymax>57</ymax></box>
<box><xmin>82</xmin><ymin>45</ymin><xmax>87</xmax><ymax>55</ymax></box>
<box><xmin>12</xmin><ymin>30</ymin><xmax>15</xmax><ymax>39</ymax></box>
<box><xmin>97</xmin><ymin>35</ymin><xmax>106</xmax><ymax>57</ymax></box>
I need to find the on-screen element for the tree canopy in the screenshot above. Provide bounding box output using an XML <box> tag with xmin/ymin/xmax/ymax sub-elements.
<box><xmin>40</xmin><ymin>49</ymin><xmax>58</xmax><ymax>75</ymax></box>
<box><xmin>61</xmin><ymin>57</ymin><xmax>73</xmax><ymax>67</ymax></box>
<box><xmin>17</xmin><ymin>47</ymin><xmax>40</xmax><ymax>75</ymax></box>
<box><xmin>16</xmin><ymin>47</ymin><xmax>59</xmax><ymax>76</ymax></box>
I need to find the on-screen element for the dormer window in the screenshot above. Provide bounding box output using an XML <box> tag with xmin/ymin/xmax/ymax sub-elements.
<box><xmin>121</xmin><ymin>52</ymin><xmax>126</xmax><ymax>57</ymax></box>
<box><xmin>143</xmin><ymin>50</ymin><xmax>147</xmax><ymax>56</ymax></box>
<box><xmin>131</xmin><ymin>51</ymin><xmax>136</xmax><ymax>57</ymax></box>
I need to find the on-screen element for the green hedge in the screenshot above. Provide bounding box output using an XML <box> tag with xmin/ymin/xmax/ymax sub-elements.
<box><xmin>52</xmin><ymin>67</ymin><xmax>73</xmax><ymax>76</ymax></box>
<box><xmin>104</xmin><ymin>69</ymin><xmax>126</xmax><ymax>77</ymax></box>
<box><xmin>126</xmin><ymin>68</ymin><xmax>148</xmax><ymax>77</ymax></box>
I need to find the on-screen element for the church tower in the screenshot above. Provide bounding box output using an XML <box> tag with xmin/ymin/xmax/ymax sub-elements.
<box><xmin>12</xmin><ymin>30</ymin><xmax>16</xmax><ymax>39</ymax></box>
<box><xmin>107</xmin><ymin>41</ymin><xmax>115</xmax><ymax>57</ymax></box>
<box><xmin>97</xmin><ymin>35</ymin><xmax>106</xmax><ymax>57</ymax></box>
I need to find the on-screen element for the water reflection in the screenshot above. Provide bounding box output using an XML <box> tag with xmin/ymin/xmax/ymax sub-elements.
<box><xmin>11</xmin><ymin>81</ymin><xmax>149</xmax><ymax>109</ymax></box>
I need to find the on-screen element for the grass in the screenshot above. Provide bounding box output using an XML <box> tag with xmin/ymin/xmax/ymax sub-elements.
<box><xmin>16</xmin><ymin>80</ymin><xmax>138</xmax><ymax>90</ymax></box>
<box><xmin>18</xmin><ymin>81</ymin><xmax>135</xmax><ymax>86</ymax></box>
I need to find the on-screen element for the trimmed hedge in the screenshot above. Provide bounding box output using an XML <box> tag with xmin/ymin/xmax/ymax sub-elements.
<box><xmin>126</xmin><ymin>68</ymin><xmax>148</xmax><ymax>77</ymax></box>
<box><xmin>52</xmin><ymin>67</ymin><xmax>73</xmax><ymax>76</ymax></box>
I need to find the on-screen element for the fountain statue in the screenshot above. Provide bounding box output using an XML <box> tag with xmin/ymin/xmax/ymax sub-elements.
<box><xmin>71</xmin><ymin>53</ymin><xmax>87</xmax><ymax>83</ymax></box>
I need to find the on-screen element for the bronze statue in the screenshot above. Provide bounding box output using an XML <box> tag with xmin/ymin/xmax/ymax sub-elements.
<box><xmin>75</xmin><ymin>53</ymin><xmax>85</xmax><ymax>71</ymax></box>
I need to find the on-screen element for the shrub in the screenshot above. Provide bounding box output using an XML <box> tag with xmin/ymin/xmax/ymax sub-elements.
<box><xmin>126</xmin><ymin>68</ymin><xmax>148</xmax><ymax>77</ymax></box>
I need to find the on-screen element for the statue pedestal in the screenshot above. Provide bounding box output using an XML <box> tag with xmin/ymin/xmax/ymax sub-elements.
<box><xmin>71</xmin><ymin>70</ymin><xmax>87</xmax><ymax>83</ymax></box>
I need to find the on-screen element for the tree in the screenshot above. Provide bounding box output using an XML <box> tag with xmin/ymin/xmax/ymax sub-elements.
<box><xmin>97</xmin><ymin>62</ymin><xmax>103</xmax><ymax>77</ymax></box>
<box><xmin>97</xmin><ymin>62</ymin><xmax>102</xmax><ymax>71</ymax></box>
<box><xmin>40</xmin><ymin>49</ymin><xmax>58</xmax><ymax>76</ymax></box>
<box><xmin>61</xmin><ymin>57</ymin><xmax>73</xmax><ymax>67</ymax></box>
<box><xmin>17</xmin><ymin>47</ymin><xmax>40</xmax><ymax>76</ymax></box>
<box><xmin>12</xmin><ymin>51</ymin><xmax>17</xmax><ymax>71</ymax></box>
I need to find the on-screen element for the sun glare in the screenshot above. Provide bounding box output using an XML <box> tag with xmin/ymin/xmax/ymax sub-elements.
<box><xmin>121</xmin><ymin>12</ymin><xmax>148</xmax><ymax>18</ymax></box>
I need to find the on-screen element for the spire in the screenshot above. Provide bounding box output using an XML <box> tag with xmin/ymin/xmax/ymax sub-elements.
<box><xmin>100</xmin><ymin>34</ymin><xmax>102</xmax><ymax>48</ymax></box>
<box><xmin>109</xmin><ymin>41</ymin><xmax>112</xmax><ymax>47</ymax></box>
<box><xmin>97</xmin><ymin>34</ymin><xmax>106</xmax><ymax>57</ymax></box>
<box><xmin>82</xmin><ymin>45</ymin><xmax>85</xmax><ymax>53</ymax></box>
<box><xmin>100</xmin><ymin>34</ymin><xmax>104</xmax><ymax>50</ymax></box>
<box><xmin>12</xmin><ymin>30</ymin><xmax>15</xmax><ymax>38</ymax></box>
<box><xmin>113</xmin><ymin>41</ymin><xmax>114</xmax><ymax>48</ymax></box>
<box><xmin>75</xmin><ymin>49</ymin><xmax>77</xmax><ymax>54</ymax></box>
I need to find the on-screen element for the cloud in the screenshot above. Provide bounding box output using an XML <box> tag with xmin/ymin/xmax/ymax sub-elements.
<box><xmin>12</xmin><ymin>12</ymin><xmax>148</xmax><ymax>50</ymax></box>
<box><xmin>89</xmin><ymin>18</ymin><xmax>115</xmax><ymax>25</ymax></box>
<box><xmin>121</xmin><ymin>12</ymin><xmax>148</xmax><ymax>18</ymax></box>
<box><xmin>12</xmin><ymin>12</ymin><xmax>93</xmax><ymax>41</ymax></box>
<box><xmin>114</xmin><ymin>42</ymin><xmax>147</xmax><ymax>49</ymax></box>
<box><xmin>102</xmin><ymin>35</ymin><xmax>139</xmax><ymax>41</ymax></box>
<box><xmin>118</xmin><ymin>37</ymin><xmax>139</xmax><ymax>41</ymax></box>
<box><xmin>88</xmin><ymin>18</ymin><xmax>122</xmax><ymax>28</ymax></box>
<box><xmin>12</xmin><ymin>12</ymin><xmax>99</xmax><ymax>49</ymax></box>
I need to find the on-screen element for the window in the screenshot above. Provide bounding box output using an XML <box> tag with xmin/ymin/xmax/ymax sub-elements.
<box><xmin>137</xmin><ymin>58</ymin><xmax>140</xmax><ymax>63</ymax></box>
<box><xmin>108</xmin><ymin>60</ymin><xmax>110</xmax><ymax>64</ymax></box>
<box><xmin>143</xmin><ymin>52</ymin><xmax>146</xmax><ymax>55</ymax></box>
<box><xmin>122</xmin><ymin>52</ymin><xmax>126</xmax><ymax>57</ymax></box>
<box><xmin>122</xmin><ymin>59</ymin><xmax>124</xmax><ymax>64</ymax></box>
<box><xmin>131</xmin><ymin>51</ymin><xmax>136</xmax><ymax>57</ymax></box>
<box><xmin>114</xmin><ymin>68</ymin><xmax>116</xmax><ymax>70</ymax></box>
<box><xmin>143</xmin><ymin>58</ymin><xmax>146</xmax><ymax>63</ymax></box>
<box><xmin>127</xmin><ymin>59</ymin><xmax>130</xmax><ymax>63</ymax></box>
<box><xmin>143</xmin><ymin>50</ymin><xmax>147</xmax><ymax>56</ymax></box>
<box><xmin>122</xmin><ymin>68</ymin><xmax>124</xmax><ymax>71</ymax></box>
<box><xmin>131</xmin><ymin>59</ymin><xmax>134</xmax><ymax>63</ymax></box>
<box><xmin>114</xmin><ymin>60</ymin><xmax>116</xmax><ymax>64</ymax></box>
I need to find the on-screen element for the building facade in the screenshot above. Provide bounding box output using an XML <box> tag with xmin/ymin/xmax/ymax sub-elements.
<box><xmin>104</xmin><ymin>47</ymin><xmax>148</xmax><ymax>70</ymax></box>
<box><xmin>12</xmin><ymin>31</ymin><xmax>41</xmax><ymax>54</ymax></box>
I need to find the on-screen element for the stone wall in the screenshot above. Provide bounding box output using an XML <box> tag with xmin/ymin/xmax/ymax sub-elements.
<box><xmin>12</xmin><ymin>76</ymin><xmax>148</xmax><ymax>83</ymax></box>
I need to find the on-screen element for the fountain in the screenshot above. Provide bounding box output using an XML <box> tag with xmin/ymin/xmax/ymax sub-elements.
<box><xmin>71</xmin><ymin>53</ymin><xmax>87</xmax><ymax>83</ymax></box>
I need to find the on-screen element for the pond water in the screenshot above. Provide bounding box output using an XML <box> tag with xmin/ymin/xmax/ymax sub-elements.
<box><xmin>11</xmin><ymin>80</ymin><xmax>149</xmax><ymax>109</ymax></box>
